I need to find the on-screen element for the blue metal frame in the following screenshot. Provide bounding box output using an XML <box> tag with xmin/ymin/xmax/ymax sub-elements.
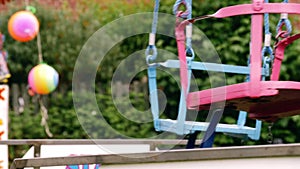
<box><xmin>146</xmin><ymin>0</ymin><xmax>262</xmax><ymax>147</ymax></box>
<box><xmin>148</xmin><ymin>59</ymin><xmax>262</xmax><ymax>140</ymax></box>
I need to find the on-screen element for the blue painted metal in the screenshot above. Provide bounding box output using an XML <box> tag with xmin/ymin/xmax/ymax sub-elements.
<box><xmin>147</xmin><ymin>52</ymin><xmax>263</xmax><ymax>140</ymax></box>
<box><xmin>176</xmin><ymin>57</ymin><xmax>194</xmax><ymax>134</ymax></box>
<box><xmin>159</xmin><ymin>59</ymin><xmax>267</xmax><ymax>75</ymax></box>
<box><xmin>146</xmin><ymin>0</ymin><xmax>262</xmax><ymax>146</ymax></box>
<box><xmin>237</xmin><ymin>111</ymin><xmax>247</xmax><ymax>127</ymax></box>
<box><xmin>155</xmin><ymin>118</ymin><xmax>261</xmax><ymax>140</ymax></box>
<box><xmin>176</xmin><ymin>87</ymin><xmax>188</xmax><ymax>134</ymax></box>
<box><xmin>148</xmin><ymin>59</ymin><xmax>263</xmax><ymax>140</ymax></box>
<box><xmin>147</xmin><ymin>66</ymin><xmax>160</xmax><ymax>131</ymax></box>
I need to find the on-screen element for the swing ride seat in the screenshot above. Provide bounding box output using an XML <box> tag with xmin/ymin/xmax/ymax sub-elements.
<box><xmin>175</xmin><ymin>1</ymin><xmax>300</xmax><ymax>122</ymax></box>
<box><xmin>150</xmin><ymin>59</ymin><xmax>263</xmax><ymax>139</ymax></box>
<box><xmin>187</xmin><ymin>81</ymin><xmax>300</xmax><ymax>121</ymax></box>
<box><xmin>147</xmin><ymin>0</ymin><xmax>264</xmax><ymax>139</ymax></box>
<box><xmin>187</xmin><ymin>33</ymin><xmax>300</xmax><ymax>121</ymax></box>
<box><xmin>148</xmin><ymin>0</ymin><xmax>300</xmax><ymax>141</ymax></box>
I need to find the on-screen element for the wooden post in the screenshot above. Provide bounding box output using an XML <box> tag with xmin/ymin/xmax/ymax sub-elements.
<box><xmin>33</xmin><ymin>144</ymin><xmax>41</xmax><ymax>169</ymax></box>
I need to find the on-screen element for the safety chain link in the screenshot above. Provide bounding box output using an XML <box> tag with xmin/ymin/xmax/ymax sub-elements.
<box><xmin>267</xmin><ymin>122</ymin><xmax>274</xmax><ymax>144</ymax></box>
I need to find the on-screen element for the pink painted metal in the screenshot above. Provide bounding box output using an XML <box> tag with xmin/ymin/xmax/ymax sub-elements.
<box><xmin>187</xmin><ymin>81</ymin><xmax>300</xmax><ymax>121</ymax></box>
<box><xmin>271</xmin><ymin>34</ymin><xmax>300</xmax><ymax>81</ymax></box>
<box><xmin>176</xmin><ymin>1</ymin><xmax>300</xmax><ymax>121</ymax></box>
<box><xmin>249</xmin><ymin>14</ymin><xmax>263</xmax><ymax>98</ymax></box>
<box><xmin>252</xmin><ymin>0</ymin><xmax>264</xmax><ymax>11</ymax></box>
<box><xmin>212</xmin><ymin>3</ymin><xmax>300</xmax><ymax>18</ymax></box>
<box><xmin>175</xmin><ymin>18</ymin><xmax>189</xmax><ymax>97</ymax></box>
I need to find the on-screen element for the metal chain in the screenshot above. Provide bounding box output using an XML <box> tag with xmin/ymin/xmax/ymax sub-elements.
<box><xmin>267</xmin><ymin>122</ymin><xmax>274</xmax><ymax>144</ymax></box>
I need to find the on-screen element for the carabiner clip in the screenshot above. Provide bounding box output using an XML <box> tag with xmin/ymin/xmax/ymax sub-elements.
<box><xmin>145</xmin><ymin>45</ymin><xmax>158</xmax><ymax>65</ymax></box>
<box><xmin>276</xmin><ymin>18</ymin><xmax>292</xmax><ymax>38</ymax></box>
<box><xmin>186</xmin><ymin>46</ymin><xmax>195</xmax><ymax>60</ymax></box>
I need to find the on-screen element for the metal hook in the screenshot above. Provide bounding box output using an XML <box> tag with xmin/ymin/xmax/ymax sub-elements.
<box><xmin>145</xmin><ymin>45</ymin><xmax>158</xmax><ymax>65</ymax></box>
<box><xmin>173</xmin><ymin>0</ymin><xmax>192</xmax><ymax>19</ymax></box>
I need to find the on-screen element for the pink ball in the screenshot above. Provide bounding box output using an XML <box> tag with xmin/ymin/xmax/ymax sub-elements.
<box><xmin>8</xmin><ymin>11</ymin><xmax>39</xmax><ymax>42</ymax></box>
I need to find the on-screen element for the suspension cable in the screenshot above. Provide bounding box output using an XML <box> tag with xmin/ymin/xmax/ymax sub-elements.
<box><xmin>145</xmin><ymin>0</ymin><xmax>159</xmax><ymax>64</ymax></box>
<box><xmin>261</xmin><ymin>0</ymin><xmax>274</xmax><ymax>79</ymax></box>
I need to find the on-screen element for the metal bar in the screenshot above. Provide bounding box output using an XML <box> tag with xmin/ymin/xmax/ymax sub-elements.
<box><xmin>147</xmin><ymin>67</ymin><xmax>160</xmax><ymax>122</ymax></box>
<box><xmin>212</xmin><ymin>3</ymin><xmax>300</xmax><ymax>18</ymax></box>
<box><xmin>192</xmin><ymin>3</ymin><xmax>300</xmax><ymax>21</ymax></box>
<box><xmin>0</xmin><ymin>139</ymin><xmax>197</xmax><ymax>146</ymax></box>
<box><xmin>160</xmin><ymin>60</ymin><xmax>266</xmax><ymax>75</ymax></box>
<box><xmin>10</xmin><ymin>143</ymin><xmax>300</xmax><ymax>169</ymax></box>
<box><xmin>158</xmin><ymin>119</ymin><xmax>258</xmax><ymax>139</ymax></box>
<box><xmin>249</xmin><ymin>14</ymin><xmax>263</xmax><ymax>98</ymax></box>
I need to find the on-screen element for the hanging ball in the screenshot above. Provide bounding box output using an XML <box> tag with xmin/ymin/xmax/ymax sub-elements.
<box><xmin>8</xmin><ymin>10</ymin><xmax>39</xmax><ymax>42</ymax></box>
<box><xmin>28</xmin><ymin>64</ymin><xmax>59</xmax><ymax>95</ymax></box>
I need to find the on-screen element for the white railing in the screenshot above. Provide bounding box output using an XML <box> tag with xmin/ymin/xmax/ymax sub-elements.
<box><xmin>2</xmin><ymin>140</ymin><xmax>300</xmax><ymax>169</ymax></box>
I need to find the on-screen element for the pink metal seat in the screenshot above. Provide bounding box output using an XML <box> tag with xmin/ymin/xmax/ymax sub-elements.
<box><xmin>188</xmin><ymin>81</ymin><xmax>300</xmax><ymax>121</ymax></box>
